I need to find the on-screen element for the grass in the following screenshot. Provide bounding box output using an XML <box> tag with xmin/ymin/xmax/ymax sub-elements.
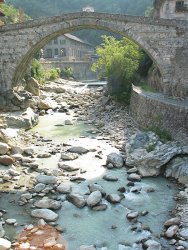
<box><xmin>148</xmin><ymin>126</ymin><xmax>172</xmax><ymax>143</ymax></box>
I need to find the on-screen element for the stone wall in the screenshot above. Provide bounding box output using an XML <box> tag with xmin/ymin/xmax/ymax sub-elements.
<box><xmin>0</xmin><ymin>12</ymin><xmax>188</xmax><ymax>98</ymax></box>
<box><xmin>130</xmin><ymin>86</ymin><xmax>188</xmax><ymax>139</ymax></box>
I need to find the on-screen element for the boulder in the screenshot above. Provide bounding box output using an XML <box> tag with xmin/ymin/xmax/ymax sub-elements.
<box><xmin>67</xmin><ymin>193</ymin><xmax>86</xmax><ymax>208</ymax></box>
<box><xmin>106</xmin><ymin>194</ymin><xmax>121</xmax><ymax>203</ymax></box>
<box><xmin>144</xmin><ymin>240</ymin><xmax>161</xmax><ymax>250</ymax></box>
<box><xmin>164</xmin><ymin>225</ymin><xmax>179</xmax><ymax>238</ymax></box>
<box><xmin>126</xmin><ymin>211</ymin><xmax>139</xmax><ymax>220</ymax></box>
<box><xmin>57</xmin><ymin>183</ymin><xmax>72</xmax><ymax>194</ymax></box>
<box><xmin>106</xmin><ymin>152</ymin><xmax>124</xmax><ymax>168</ymax></box>
<box><xmin>0</xmin><ymin>142</ymin><xmax>10</xmax><ymax>155</ymax></box>
<box><xmin>36</xmin><ymin>175</ymin><xmax>57</xmax><ymax>185</ymax></box>
<box><xmin>38</xmin><ymin>98</ymin><xmax>58</xmax><ymax>110</ymax></box>
<box><xmin>0</xmin><ymin>155</ymin><xmax>15</xmax><ymax>166</ymax></box>
<box><xmin>126</xmin><ymin>132</ymin><xmax>181</xmax><ymax>176</ymax></box>
<box><xmin>25</xmin><ymin>77</ymin><xmax>40</xmax><ymax>96</ymax></box>
<box><xmin>0</xmin><ymin>238</ymin><xmax>11</xmax><ymax>250</ymax></box>
<box><xmin>4</xmin><ymin>108</ymin><xmax>39</xmax><ymax>129</ymax></box>
<box><xmin>68</xmin><ymin>146</ymin><xmax>89</xmax><ymax>154</ymax></box>
<box><xmin>165</xmin><ymin>157</ymin><xmax>188</xmax><ymax>184</ymax></box>
<box><xmin>164</xmin><ymin>217</ymin><xmax>181</xmax><ymax>227</ymax></box>
<box><xmin>61</xmin><ymin>153</ymin><xmax>78</xmax><ymax>161</ymax></box>
<box><xmin>34</xmin><ymin>183</ymin><xmax>46</xmax><ymax>193</ymax></box>
<box><xmin>89</xmin><ymin>183</ymin><xmax>106</xmax><ymax>196</ymax></box>
<box><xmin>31</xmin><ymin>209</ymin><xmax>58</xmax><ymax>221</ymax></box>
<box><xmin>86</xmin><ymin>191</ymin><xmax>102</xmax><ymax>207</ymax></box>
<box><xmin>34</xmin><ymin>198</ymin><xmax>61</xmax><ymax>210</ymax></box>
<box><xmin>103</xmin><ymin>174</ymin><xmax>118</xmax><ymax>182</ymax></box>
<box><xmin>179</xmin><ymin>227</ymin><xmax>188</xmax><ymax>240</ymax></box>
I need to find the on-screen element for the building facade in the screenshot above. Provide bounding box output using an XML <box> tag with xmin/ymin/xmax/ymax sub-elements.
<box><xmin>154</xmin><ymin>0</ymin><xmax>188</xmax><ymax>20</ymax></box>
<box><xmin>43</xmin><ymin>33</ymin><xmax>94</xmax><ymax>61</ymax></box>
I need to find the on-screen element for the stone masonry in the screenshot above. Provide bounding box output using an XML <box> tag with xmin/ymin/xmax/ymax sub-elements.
<box><xmin>0</xmin><ymin>12</ymin><xmax>188</xmax><ymax>98</ymax></box>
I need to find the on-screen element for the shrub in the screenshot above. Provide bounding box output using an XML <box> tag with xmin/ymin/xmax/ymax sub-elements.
<box><xmin>148</xmin><ymin>126</ymin><xmax>172</xmax><ymax>143</ymax></box>
<box><xmin>60</xmin><ymin>67</ymin><xmax>74</xmax><ymax>79</ymax></box>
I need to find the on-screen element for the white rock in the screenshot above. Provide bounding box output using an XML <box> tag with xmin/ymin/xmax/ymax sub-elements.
<box><xmin>0</xmin><ymin>238</ymin><xmax>11</xmax><ymax>250</ymax></box>
<box><xmin>165</xmin><ymin>225</ymin><xmax>179</xmax><ymax>238</ymax></box>
<box><xmin>31</xmin><ymin>209</ymin><xmax>58</xmax><ymax>221</ymax></box>
<box><xmin>106</xmin><ymin>152</ymin><xmax>124</xmax><ymax>168</ymax></box>
<box><xmin>36</xmin><ymin>175</ymin><xmax>57</xmax><ymax>184</ymax></box>
<box><xmin>5</xmin><ymin>219</ymin><xmax>16</xmax><ymax>225</ymax></box>
<box><xmin>107</xmin><ymin>194</ymin><xmax>121</xmax><ymax>203</ymax></box>
<box><xmin>87</xmin><ymin>191</ymin><xmax>102</xmax><ymax>207</ymax></box>
<box><xmin>34</xmin><ymin>198</ymin><xmax>61</xmax><ymax>210</ymax></box>
<box><xmin>34</xmin><ymin>183</ymin><xmax>46</xmax><ymax>192</ymax></box>
<box><xmin>0</xmin><ymin>142</ymin><xmax>10</xmax><ymax>155</ymax></box>
<box><xmin>57</xmin><ymin>183</ymin><xmax>72</xmax><ymax>194</ymax></box>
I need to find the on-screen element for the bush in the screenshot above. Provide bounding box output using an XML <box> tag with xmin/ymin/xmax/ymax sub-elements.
<box><xmin>148</xmin><ymin>126</ymin><xmax>172</xmax><ymax>143</ymax></box>
<box><xmin>60</xmin><ymin>67</ymin><xmax>74</xmax><ymax>79</ymax></box>
<box><xmin>49</xmin><ymin>68</ymin><xmax>60</xmax><ymax>80</ymax></box>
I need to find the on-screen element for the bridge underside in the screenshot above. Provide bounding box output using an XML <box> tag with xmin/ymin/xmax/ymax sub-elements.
<box><xmin>0</xmin><ymin>12</ymin><xmax>188</xmax><ymax>99</ymax></box>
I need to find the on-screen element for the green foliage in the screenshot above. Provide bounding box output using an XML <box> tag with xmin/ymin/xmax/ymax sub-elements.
<box><xmin>60</xmin><ymin>67</ymin><xmax>74</xmax><ymax>79</ymax></box>
<box><xmin>148</xmin><ymin>126</ymin><xmax>172</xmax><ymax>143</ymax></box>
<box><xmin>140</xmin><ymin>83</ymin><xmax>156</xmax><ymax>92</ymax></box>
<box><xmin>92</xmin><ymin>36</ymin><xmax>143</xmax><ymax>104</ymax></box>
<box><xmin>28</xmin><ymin>59</ymin><xmax>60</xmax><ymax>83</ymax></box>
<box><xmin>49</xmin><ymin>68</ymin><xmax>60</xmax><ymax>80</ymax></box>
<box><xmin>146</xmin><ymin>142</ymin><xmax>156</xmax><ymax>153</ymax></box>
<box><xmin>1</xmin><ymin>3</ymin><xmax>30</xmax><ymax>24</ymax></box>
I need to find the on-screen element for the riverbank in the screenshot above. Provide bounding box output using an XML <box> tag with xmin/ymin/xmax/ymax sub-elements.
<box><xmin>0</xmin><ymin>79</ymin><xmax>188</xmax><ymax>250</ymax></box>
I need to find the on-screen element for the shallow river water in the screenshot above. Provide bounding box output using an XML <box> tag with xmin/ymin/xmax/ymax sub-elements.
<box><xmin>0</xmin><ymin>112</ymin><xmax>178</xmax><ymax>249</ymax></box>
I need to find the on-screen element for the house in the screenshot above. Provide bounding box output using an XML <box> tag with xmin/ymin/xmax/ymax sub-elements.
<box><xmin>154</xmin><ymin>0</ymin><xmax>188</xmax><ymax>20</ymax></box>
<box><xmin>43</xmin><ymin>33</ymin><xmax>94</xmax><ymax>61</ymax></box>
<box><xmin>82</xmin><ymin>6</ymin><xmax>94</xmax><ymax>12</ymax></box>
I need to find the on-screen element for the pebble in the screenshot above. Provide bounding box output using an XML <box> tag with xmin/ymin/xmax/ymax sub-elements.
<box><xmin>126</xmin><ymin>211</ymin><xmax>139</xmax><ymax>220</ymax></box>
<box><xmin>103</xmin><ymin>174</ymin><xmax>118</xmax><ymax>182</ymax></box>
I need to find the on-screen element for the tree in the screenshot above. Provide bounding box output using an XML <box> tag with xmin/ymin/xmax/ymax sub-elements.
<box><xmin>92</xmin><ymin>36</ymin><xmax>143</xmax><ymax>103</ymax></box>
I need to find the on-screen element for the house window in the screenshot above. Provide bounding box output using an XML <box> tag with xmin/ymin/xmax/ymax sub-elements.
<box><xmin>54</xmin><ymin>48</ymin><xmax>58</xmax><ymax>56</ymax></box>
<box><xmin>60</xmin><ymin>40</ymin><xmax>66</xmax><ymax>45</ymax></box>
<box><xmin>46</xmin><ymin>49</ymin><xmax>52</xmax><ymax>58</ymax></box>
<box><xmin>176</xmin><ymin>1</ymin><xmax>188</xmax><ymax>11</ymax></box>
<box><xmin>54</xmin><ymin>38</ymin><xmax>58</xmax><ymax>45</ymax></box>
<box><xmin>60</xmin><ymin>48</ymin><xmax>66</xmax><ymax>57</ymax></box>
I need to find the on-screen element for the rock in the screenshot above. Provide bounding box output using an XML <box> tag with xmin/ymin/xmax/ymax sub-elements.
<box><xmin>144</xmin><ymin>240</ymin><xmax>161</xmax><ymax>250</ymax></box>
<box><xmin>4</xmin><ymin>108</ymin><xmax>39</xmax><ymax>129</ymax></box>
<box><xmin>0</xmin><ymin>142</ymin><xmax>10</xmax><ymax>155</ymax></box>
<box><xmin>118</xmin><ymin>187</ymin><xmax>126</xmax><ymax>193</ymax></box>
<box><xmin>126</xmin><ymin>132</ymin><xmax>181</xmax><ymax>176</ymax></box>
<box><xmin>92</xmin><ymin>204</ymin><xmax>107</xmax><ymax>211</ymax></box>
<box><xmin>127</xmin><ymin>167</ymin><xmax>138</xmax><ymax>174</ymax></box>
<box><xmin>87</xmin><ymin>191</ymin><xmax>102</xmax><ymax>207</ymax></box>
<box><xmin>0</xmin><ymin>155</ymin><xmax>15</xmax><ymax>166</ymax></box>
<box><xmin>0</xmin><ymin>238</ymin><xmax>11</xmax><ymax>250</ymax></box>
<box><xmin>179</xmin><ymin>227</ymin><xmax>188</xmax><ymax>240</ymax></box>
<box><xmin>103</xmin><ymin>174</ymin><xmax>118</xmax><ymax>182</ymax></box>
<box><xmin>42</xmin><ymin>82</ymin><xmax>66</xmax><ymax>93</ymax></box>
<box><xmin>164</xmin><ymin>225</ymin><xmax>179</xmax><ymax>238</ymax></box>
<box><xmin>64</xmin><ymin>119</ymin><xmax>73</xmax><ymax>125</ymax></box>
<box><xmin>106</xmin><ymin>152</ymin><xmax>124</xmax><ymax>168</ymax></box>
<box><xmin>126</xmin><ymin>211</ymin><xmax>139</xmax><ymax>219</ymax></box>
<box><xmin>79</xmin><ymin>245</ymin><xmax>96</xmax><ymax>250</ymax></box>
<box><xmin>106</xmin><ymin>194</ymin><xmax>121</xmax><ymax>203</ymax></box>
<box><xmin>38</xmin><ymin>98</ymin><xmax>58</xmax><ymax>110</ymax></box>
<box><xmin>89</xmin><ymin>183</ymin><xmax>106</xmax><ymax>196</ymax></box>
<box><xmin>164</xmin><ymin>217</ymin><xmax>181</xmax><ymax>227</ymax></box>
<box><xmin>0</xmin><ymin>223</ymin><xmax>5</xmax><ymax>237</ymax></box>
<box><xmin>34</xmin><ymin>198</ymin><xmax>61</xmax><ymax>210</ymax></box>
<box><xmin>31</xmin><ymin>209</ymin><xmax>58</xmax><ymax>221</ymax></box>
<box><xmin>36</xmin><ymin>175</ymin><xmax>57</xmax><ymax>184</ymax></box>
<box><xmin>20</xmin><ymin>193</ymin><xmax>32</xmax><ymax>200</ymax></box>
<box><xmin>127</xmin><ymin>173</ymin><xmax>141</xmax><ymax>182</ymax></box>
<box><xmin>57</xmin><ymin>183</ymin><xmax>72</xmax><ymax>194</ymax></box>
<box><xmin>165</xmin><ymin>157</ymin><xmax>188</xmax><ymax>184</ymax></box>
<box><xmin>34</xmin><ymin>183</ymin><xmax>46</xmax><ymax>193</ymax></box>
<box><xmin>58</xmin><ymin>163</ymin><xmax>79</xmax><ymax>172</ymax></box>
<box><xmin>67</xmin><ymin>193</ymin><xmax>86</xmax><ymax>208</ymax></box>
<box><xmin>24</xmin><ymin>147</ymin><xmax>35</xmax><ymax>156</ymax></box>
<box><xmin>5</xmin><ymin>219</ymin><xmax>16</xmax><ymax>225</ymax></box>
<box><xmin>68</xmin><ymin>146</ymin><xmax>89</xmax><ymax>154</ymax></box>
<box><xmin>72</xmin><ymin>183</ymin><xmax>90</xmax><ymax>195</ymax></box>
<box><xmin>37</xmin><ymin>153</ymin><xmax>51</xmax><ymax>158</ymax></box>
<box><xmin>61</xmin><ymin>153</ymin><xmax>78</xmax><ymax>161</ymax></box>
<box><xmin>25</xmin><ymin>77</ymin><xmax>40</xmax><ymax>96</ymax></box>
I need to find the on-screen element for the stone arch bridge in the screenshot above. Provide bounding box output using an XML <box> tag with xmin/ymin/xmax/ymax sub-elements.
<box><xmin>0</xmin><ymin>12</ymin><xmax>188</xmax><ymax>99</ymax></box>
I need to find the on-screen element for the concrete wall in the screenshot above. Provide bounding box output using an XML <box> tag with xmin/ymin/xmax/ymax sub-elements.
<box><xmin>41</xmin><ymin>60</ymin><xmax>97</xmax><ymax>80</ymax></box>
<box><xmin>130</xmin><ymin>86</ymin><xmax>188</xmax><ymax>138</ymax></box>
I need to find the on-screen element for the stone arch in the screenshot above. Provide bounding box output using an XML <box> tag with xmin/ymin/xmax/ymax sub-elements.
<box><xmin>11</xmin><ymin>17</ymin><xmax>163</xmax><ymax>87</ymax></box>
